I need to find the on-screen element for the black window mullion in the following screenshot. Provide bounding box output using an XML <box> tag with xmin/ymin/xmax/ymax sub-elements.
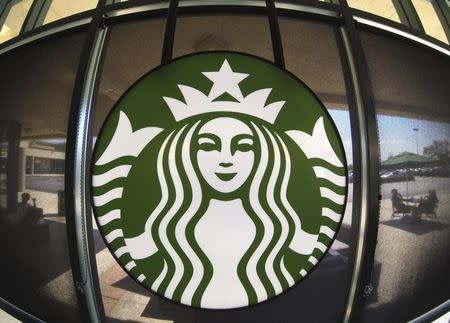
<box><xmin>65</xmin><ymin>0</ymin><xmax>109</xmax><ymax>322</ymax></box>
<box><xmin>333</xmin><ymin>24</ymin><xmax>366</xmax><ymax>323</ymax></box>
<box><xmin>337</xmin><ymin>0</ymin><xmax>381</xmax><ymax>322</ymax></box>
<box><xmin>394</xmin><ymin>0</ymin><xmax>426</xmax><ymax>33</ymax></box>
<box><xmin>161</xmin><ymin>0</ymin><xmax>179</xmax><ymax>65</ymax></box>
<box><xmin>266</xmin><ymin>0</ymin><xmax>285</xmax><ymax>69</ymax></box>
<box><xmin>20</xmin><ymin>0</ymin><xmax>52</xmax><ymax>34</ymax></box>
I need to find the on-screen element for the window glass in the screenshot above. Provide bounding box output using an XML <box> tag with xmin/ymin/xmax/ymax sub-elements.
<box><xmin>347</xmin><ymin>0</ymin><xmax>403</xmax><ymax>23</ymax></box>
<box><xmin>412</xmin><ymin>0</ymin><xmax>449</xmax><ymax>44</ymax></box>
<box><xmin>280</xmin><ymin>17</ymin><xmax>355</xmax><ymax>322</ymax></box>
<box><xmin>0</xmin><ymin>0</ymin><xmax>33</xmax><ymax>44</ymax></box>
<box><xmin>360</xmin><ymin>30</ymin><xmax>450</xmax><ymax>322</ymax></box>
<box><xmin>43</xmin><ymin>0</ymin><xmax>97</xmax><ymax>25</ymax></box>
<box><xmin>0</xmin><ymin>30</ymin><xmax>87</xmax><ymax>322</ymax></box>
<box><xmin>94</xmin><ymin>15</ymin><xmax>355</xmax><ymax>322</ymax></box>
<box><xmin>173</xmin><ymin>15</ymin><xmax>273</xmax><ymax>61</ymax></box>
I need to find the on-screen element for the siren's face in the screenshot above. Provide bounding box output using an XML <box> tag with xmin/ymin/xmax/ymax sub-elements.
<box><xmin>196</xmin><ymin>117</ymin><xmax>255</xmax><ymax>194</ymax></box>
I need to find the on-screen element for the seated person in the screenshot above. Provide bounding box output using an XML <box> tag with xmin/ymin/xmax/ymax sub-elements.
<box><xmin>391</xmin><ymin>189</ymin><xmax>417</xmax><ymax>214</ymax></box>
<box><xmin>18</xmin><ymin>192</ymin><xmax>31</xmax><ymax>208</ymax></box>
<box><xmin>418</xmin><ymin>189</ymin><xmax>438</xmax><ymax>214</ymax></box>
<box><xmin>17</xmin><ymin>192</ymin><xmax>42</xmax><ymax>223</ymax></box>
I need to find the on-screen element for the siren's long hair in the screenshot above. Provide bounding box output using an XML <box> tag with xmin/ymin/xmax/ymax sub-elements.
<box><xmin>146</xmin><ymin>117</ymin><xmax>303</xmax><ymax>307</ymax></box>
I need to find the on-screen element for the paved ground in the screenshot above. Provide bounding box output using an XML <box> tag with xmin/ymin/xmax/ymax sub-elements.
<box><xmin>362</xmin><ymin>178</ymin><xmax>450</xmax><ymax>322</ymax></box>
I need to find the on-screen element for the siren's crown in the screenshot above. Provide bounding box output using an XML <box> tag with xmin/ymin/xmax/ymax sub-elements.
<box><xmin>163</xmin><ymin>59</ymin><xmax>285</xmax><ymax>124</ymax></box>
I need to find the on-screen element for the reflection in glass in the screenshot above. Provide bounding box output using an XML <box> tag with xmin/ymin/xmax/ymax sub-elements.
<box><xmin>94</xmin><ymin>18</ymin><xmax>166</xmax><ymax>322</ymax></box>
<box><xmin>281</xmin><ymin>17</ymin><xmax>356</xmax><ymax>321</ymax></box>
<box><xmin>361</xmin><ymin>30</ymin><xmax>450</xmax><ymax>322</ymax></box>
<box><xmin>0</xmin><ymin>31</ymin><xmax>86</xmax><ymax>321</ymax></box>
<box><xmin>367</xmin><ymin>116</ymin><xmax>450</xmax><ymax>322</ymax></box>
<box><xmin>0</xmin><ymin>0</ymin><xmax>33</xmax><ymax>44</ymax></box>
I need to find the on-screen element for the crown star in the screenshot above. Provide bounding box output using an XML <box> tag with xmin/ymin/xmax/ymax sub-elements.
<box><xmin>162</xmin><ymin>59</ymin><xmax>286</xmax><ymax>124</ymax></box>
<box><xmin>202</xmin><ymin>59</ymin><xmax>249</xmax><ymax>101</ymax></box>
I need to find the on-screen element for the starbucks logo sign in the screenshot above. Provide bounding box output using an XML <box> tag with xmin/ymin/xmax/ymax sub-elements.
<box><xmin>92</xmin><ymin>52</ymin><xmax>347</xmax><ymax>309</ymax></box>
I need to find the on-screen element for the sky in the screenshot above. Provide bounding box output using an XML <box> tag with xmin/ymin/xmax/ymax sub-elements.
<box><xmin>377</xmin><ymin>115</ymin><xmax>450</xmax><ymax>160</ymax></box>
<box><xmin>329</xmin><ymin>110</ymin><xmax>353</xmax><ymax>165</ymax></box>
<box><xmin>329</xmin><ymin>110</ymin><xmax>450</xmax><ymax>164</ymax></box>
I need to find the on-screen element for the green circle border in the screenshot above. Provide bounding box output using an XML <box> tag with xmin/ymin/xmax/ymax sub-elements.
<box><xmin>90</xmin><ymin>50</ymin><xmax>349</xmax><ymax>311</ymax></box>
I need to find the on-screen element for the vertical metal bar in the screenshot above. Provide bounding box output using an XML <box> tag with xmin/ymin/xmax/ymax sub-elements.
<box><xmin>395</xmin><ymin>0</ymin><xmax>425</xmax><ymax>33</ymax></box>
<box><xmin>161</xmin><ymin>0</ymin><xmax>179</xmax><ymax>64</ymax></box>
<box><xmin>0</xmin><ymin>0</ymin><xmax>19</xmax><ymax>28</ymax></box>
<box><xmin>338</xmin><ymin>0</ymin><xmax>381</xmax><ymax>322</ymax></box>
<box><xmin>339</xmin><ymin>27</ymin><xmax>373</xmax><ymax>323</ymax></box>
<box><xmin>333</xmin><ymin>25</ymin><xmax>364</xmax><ymax>323</ymax></box>
<box><xmin>20</xmin><ymin>0</ymin><xmax>52</xmax><ymax>33</ymax></box>
<box><xmin>65</xmin><ymin>0</ymin><xmax>109</xmax><ymax>322</ymax></box>
<box><xmin>392</xmin><ymin>0</ymin><xmax>413</xmax><ymax>26</ymax></box>
<box><xmin>33</xmin><ymin>0</ymin><xmax>52</xmax><ymax>27</ymax></box>
<box><xmin>265</xmin><ymin>0</ymin><xmax>285</xmax><ymax>69</ymax></box>
<box><xmin>19</xmin><ymin>0</ymin><xmax>39</xmax><ymax>33</ymax></box>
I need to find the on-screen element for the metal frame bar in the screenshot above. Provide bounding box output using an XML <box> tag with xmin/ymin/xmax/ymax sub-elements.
<box><xmin>266</xmin><ymin>0</ymin><xmax>285</xmax><ymax>68</ymax></box>
<box><xmin>103</xmin><ymin>0</ymin><xmax>341</xmax><ymax>20</ymax></box>
<box><xmin>395</xmin><ymin>0</ymin><xmax>425</xmax><ymax>32</ymax></box>
<box><xmin>339</xmin><ymin>27</ymin><xmax>372</xmax><ymax>323</ymax></box>
<box><xmin>333</xmin><ymin>24</ymin><xmax>365</xmax><ymax>323</ymax></box>
<box><xmin>355</xmin><ymin>15</ymin><xmax>450</xmax><ymax>57</ymax></box>
<box><xmin>0</xmin><ymin>11</ymin><xmax>93</xmax><ymax>55</ymax></box>
<box><xmin>338</xmin><ymin>1</ymin><xmax>381</xmax><ymax>322</ymax></box>
<box><xmin>2</xmin><ymin>0</ymin><xmax>448</xmax><ymax>54</ymax></box>
<box><xmin>435</xmin><ymin>0</ymin><xmax>450</xmax><ymax>26</ymax></box>
<box><xmin>410</xmin><ymin>298</ymin><xmax>450</xmax><ymax>323</ymax></box>
<box><xmin>20</xmin><ymin>0</ymin><xmax>52</xmax><ymax>33</ymax></box>
<box><xmin>65</xmin><ymin>0</ymin><xmax>109</xmax><ymax>322</ymax></box>
<box><xmin>161</xmin><ymin>0</ymin><xmax>179</xmax><ymax>64</ymax></box>
<box><xmin>0</xmin><ymin>296</ymin><xmax>45</xmax><ymax>323</ymax></box>
<box><xmin>349</xmin><ymin>8</ymin><xmax>450</xmax><ymax>51</ymax></box>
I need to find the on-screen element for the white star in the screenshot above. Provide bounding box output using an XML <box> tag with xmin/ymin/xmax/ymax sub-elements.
<box><xmin>202</xmin><ymin>59</ymin><xmax>249</xmax><ymax>101</ymax></box>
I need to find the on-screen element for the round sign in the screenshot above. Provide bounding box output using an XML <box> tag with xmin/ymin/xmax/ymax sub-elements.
<box><xmin>91</xmin><ymin>52</ymin><xmax>347</xmax><ymax>309</ymax></box>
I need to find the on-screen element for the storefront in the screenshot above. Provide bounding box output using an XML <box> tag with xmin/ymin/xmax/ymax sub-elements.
<box><xmin>0</xmin><ymin>1</ymin><xmax>449</xmax><ymax>322</ymax></box>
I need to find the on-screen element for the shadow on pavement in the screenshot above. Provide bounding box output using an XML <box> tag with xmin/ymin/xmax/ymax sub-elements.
<box><xmin>381</xmin><ymin>217</ymin><xmax>450</xmax><ymax>235</ymax></box>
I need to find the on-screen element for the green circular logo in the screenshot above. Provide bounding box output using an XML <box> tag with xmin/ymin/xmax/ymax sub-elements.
<box><xmin>92</xmin><ymin>52</ymin><xmax>347</xmax><ymax>309</ymax></box>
